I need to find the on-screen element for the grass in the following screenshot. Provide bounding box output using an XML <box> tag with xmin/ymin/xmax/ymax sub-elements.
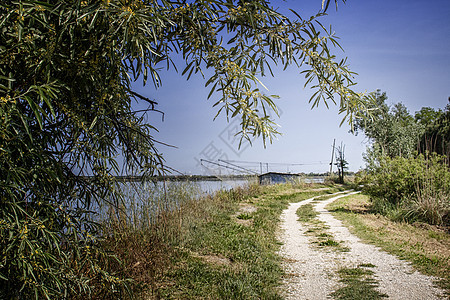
<box><xmin>101</xmin><ymin>181</ymin><xmax>340</xmax><ymax>299</ymax></box>
<box><xmin>296</xmin><ymin>204</ymin><xmax>318</xmax><ymax>222</ymax></box>
<box><xmin>295</xmin><ymin>196</ymin><xmax>350</xmax><ymax>252</ymax></box>
<box><xmin>236</xmin><ymin>212</ymin><xmax>253</xmax><ymax>220</ymax></box>
<box><xmin>97</xmin><ymin>182</ymin><xmax>367</xmax><ymax>298</ymax></box>
<box><xmin>327</xmin><ymin>193</ymin><xmax>450</xmax><ymax>296</ymax></box>
<box><xmin>157</xmin><ymin>183</ymin><xmax>342</xmax><ymax>299</ymax></box>
<box><xmin>330</xmin><ymin>265</ymin><xmax>388</xmax><ymax>299</ymax></box>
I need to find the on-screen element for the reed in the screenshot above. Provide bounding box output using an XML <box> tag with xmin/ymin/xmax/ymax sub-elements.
<box><xmin>94</xmin><ymin>180</ymin><xmax>338</xmax><ymax>298</ymax></box>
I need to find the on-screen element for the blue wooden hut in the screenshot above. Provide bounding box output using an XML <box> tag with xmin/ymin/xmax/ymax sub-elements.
<box><xmin>258</xmin><ymin>172</ymin><xmax>300</xmax><ymax>185</ymax></box>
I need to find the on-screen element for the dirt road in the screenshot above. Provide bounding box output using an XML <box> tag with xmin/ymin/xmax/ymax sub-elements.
<box><xmin>279</xmin><ymin>191</ymin><xmax>446</xmax><ymax>299</ymax></box>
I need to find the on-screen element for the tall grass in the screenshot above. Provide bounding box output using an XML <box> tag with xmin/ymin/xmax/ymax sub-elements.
<box><xmin>93</xmin><ymin>180</ymin><xmax>340</xmax><ymax>298</ymax></box>
<box><xmin>95</xmin><ymin>180</ymin><xmax>206</xmax><ymax>296</ymax></box>
<box><xmin>407</xmin><ymin>177</ymin><xmax>450</xmax><ymax>226</ymax></box>
<box><xmin>364</xmin><ymin>153</ymin><xmax>450</xmax><ymax>226</ymax></box>
<box><xmin>99</xmin><ymin>180</ymin><xmax>201</xmax><ymax>233</ymax></box>
<box><xmin>95</xmin><ymin>180</ymin><xmax>266</xmax><ymax>297</ymax></box>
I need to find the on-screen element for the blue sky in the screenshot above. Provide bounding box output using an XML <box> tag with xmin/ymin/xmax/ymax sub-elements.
<box><xmin>132</xmin><ymin>0</ymin><xmax>450</xmax><ymax>175</ymax></box>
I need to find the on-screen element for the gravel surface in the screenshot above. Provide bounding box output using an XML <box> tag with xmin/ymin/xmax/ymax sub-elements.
<box><xmin>279</xmin><ymin>191</ymin><xmax>446</xmax><ymax>300</ymax></box>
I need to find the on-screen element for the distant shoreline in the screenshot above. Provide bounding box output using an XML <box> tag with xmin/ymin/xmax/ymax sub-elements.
<box><xmin>81</xmin><ymin>174</ymin><xmax>329</xmax><ymax>182</ymax></box>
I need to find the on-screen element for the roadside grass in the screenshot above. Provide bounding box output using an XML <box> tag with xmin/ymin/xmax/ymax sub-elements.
<box><xmin>314</xmin><ymin>189</ymin><xmax>350</xmax><ymax>201</ymax></box>
<box><xmin>296</xmin><ymin>199</ymin><xmax>350</xmax><ymax>252</ymax></box>
<box><xmin>326</xmin><ymin>193</ymin><xmax>450</xmax><ymax>296</ymax></box>
<box><xmin>330</xmin><ymin>264</ymin><xmax>388</xmax><ymax>299</ymax></box>
<box><xmin>296</xmin><ymin>204</ymin><xmax>318</xmax><ymax>222</ymax></box>
<box><xmin>151</xmin><ymin>183</ymin><xmax>338</xmax><ymax>299</ymax></box>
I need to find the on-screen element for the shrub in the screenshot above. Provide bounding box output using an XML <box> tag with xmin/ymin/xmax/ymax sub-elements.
<box><xmin>364</xmin><ymin>153</ymin><xmax>450</xmax><ymax>226</ymax></box>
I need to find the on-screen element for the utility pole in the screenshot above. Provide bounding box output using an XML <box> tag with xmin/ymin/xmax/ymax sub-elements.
<box><xmin>329</xmin><ymin>139</ymin><xmax>335</xmax><ymax>175</ymax></box>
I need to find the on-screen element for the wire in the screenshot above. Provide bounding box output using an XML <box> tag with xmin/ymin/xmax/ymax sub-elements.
<box><xmin>200</xmin><ymin>159</ymin><xmax>245</xmax><ymax>174</ymax></box>
<box><xmin>220</xmin><ymin>159</ymin><xmax>327</xmax><ymax>166</ymax></box>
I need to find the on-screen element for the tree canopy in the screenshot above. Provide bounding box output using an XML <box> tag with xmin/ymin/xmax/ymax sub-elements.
<box><xmin>354</xmin><ymin>91</ymin><xmax>450</xmax><ymax>171</ymax></box>
<box><xmin>354</xmin><ymin>92</ymin><xmax>426</xmax><ymax>163</ymax></box>
<box><xmin>418</xmin><ymin>103</ymin><xmax>450</xmax><ymax>160</ymax></box>
<box><xmin>0</xmin><ymin>0</ymin><xmax>369</xmax><ymax>297</ymax></box>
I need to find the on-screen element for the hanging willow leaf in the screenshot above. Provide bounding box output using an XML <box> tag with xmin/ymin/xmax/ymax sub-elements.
<box><xmin>0</xmin><ymin>0</ymin><xmax>370</xmax><ymax>298</ymax></box>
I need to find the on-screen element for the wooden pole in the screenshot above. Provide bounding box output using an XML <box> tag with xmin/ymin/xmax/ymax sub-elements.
<box><xmin>329</xmin><ymin>139</ymin><xmax>335</xmax><ymax>175</ymax></box>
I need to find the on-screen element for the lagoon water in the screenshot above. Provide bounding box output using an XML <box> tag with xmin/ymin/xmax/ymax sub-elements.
<box><xmin>196</xmin><ymin>178</ymin><xmax>257</xmax><ymax>193</ymax></box>
<box><xmin>94</xmin><ymin>177</ymin><xmax>257</xmax><ymax>224</ymax></box>
<box><xmin>95</xmin><ymin>176</ymin><xmax>324</xmax><ymax>224</ymax></box>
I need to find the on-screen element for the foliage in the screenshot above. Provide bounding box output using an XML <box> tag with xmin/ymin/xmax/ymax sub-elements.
<box><xmin>355</xmin><ymin>92</ymin><xmax>449</xmax><ymax>167</ymax></box>
<box><xmin>415</xmin><ymin>106</ymin><xmax>443</xmax><ymax>127</ymax></box>
<box><xmin>418</xmin><ymin>104</ymin><xmax>450</xmax><ymax>160</ymax></box>
<box><xmin>363</xmin><ymin>153</ymin><xmax>450</xmax><ymax>226</ymax></box>
<box><xmin>354</xmin><ymin>92</ymin><xmax>425</xmax><ymax>161</ymax></box>
<box><xmin>0</xmin><ymin>0</ymin><xmax>369</xmax><ymax>297</ymax></box>
<box><xmin>353</xmin><ymin>92</ymin><xmax>450</xmax><ymax>226</ymax></box>
<box><xmin>154</xmin><ymin>183</ymin><xmax>338</xmax><ymax>298</ymax></box>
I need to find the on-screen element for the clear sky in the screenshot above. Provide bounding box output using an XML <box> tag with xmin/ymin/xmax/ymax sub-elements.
<box><xmin>132</xmin><ymin>0</ymin><xmax>450</xmax><ymax>176</ymax></box>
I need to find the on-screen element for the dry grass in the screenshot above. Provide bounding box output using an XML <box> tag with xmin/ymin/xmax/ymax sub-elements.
<box><xmin>361</xmin><ymin>214</ymin><xmax>450</xmax><ymax>260</ymax></box>
<box><xmin>327</xmin><ymin>193</ymin><xmax>450</xmax><ymax>294</ymax></box>
<box><xmin>190</xmin><ymin>252</ymin><xmax>233</xmax><ymax>267</ymax></box>
<box><xmin>98</xmin><ymin>182</ymin><xmax>344</xmax><ymax>298</ymax></box>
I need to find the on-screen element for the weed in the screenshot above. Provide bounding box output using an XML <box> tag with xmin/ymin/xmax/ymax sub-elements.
<box><xmin>358</xmin><ymin>263</ymin><xmax>376</xmax><ymax>268</ymax></box>
<box><xmin>296</xmin><ymin>204</ymin><xmax>318</xmax><ymax>222</ymax></box>
<box><xmin>318</xmin><ymin>239</ymin><xmax>340</xmax><ymax>247</ymax></box>
<box><xmin>330</xmin><ymin>266</ymin><xmax>388</xmax><ymax>299</ymax></box>
<box><xmin>318</xmin><ymin>232</ymin><xmax>332</xmax><ymax>238</ymax></box>
<box><xmin>237</xmin><ymin>213</ymin><xmax>253</xmax><ymax>220</ymax></box>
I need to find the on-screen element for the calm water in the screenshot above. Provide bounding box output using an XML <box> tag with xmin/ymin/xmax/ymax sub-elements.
<box><xmin>95</xmin><ymin>176</ymin><xmax>324</xmax><ymax>224</ymax></box>
<box><xmin>196</xmin><ymin>178</ymin><xmax>257</xmax><ymax>194</ymax></box>
<box><xmin>94</xmin><ymin>178</ymin><xmax>257</xmax><ymax>224</ymax></box>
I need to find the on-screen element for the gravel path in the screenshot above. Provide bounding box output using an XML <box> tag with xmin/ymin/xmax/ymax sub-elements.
<box><xmin>279</xmin><ymin>191</ymin><xmax>446</xmax><ymax>300</ymax></box>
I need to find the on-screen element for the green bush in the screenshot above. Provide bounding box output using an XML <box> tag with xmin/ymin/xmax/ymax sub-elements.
<box><xmin>364</xmin><ymin>153</ymin><xmax>450</xmax><ymax>226</ymax></box>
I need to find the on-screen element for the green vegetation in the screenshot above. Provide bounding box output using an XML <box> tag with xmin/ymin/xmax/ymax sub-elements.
<box><xmin>237</xmin><ymin>212</ymin><xmax>253</xmax><ymax>220</ymax></box>
<box><xmin>131</xmin><ymin>183</ymin><xmax>336</xmax><ymax>298</ymax></box>
<box><xmin>416</xmin><ymin>105</ymin><xmax>450</xmax><ymax>159</ymax></box>
<box><xmin>296</xmin><ymin>204</ymin><xmax>318</xmax><ymax>222</ymax></box>
<box><xmin>361</xmin><ymin>153</ymin><xmax>450</xmax><ymax>226</ymax></box>
<box><xmin>101</xmin><ymin>182</ymin><xmax>346</xmax><ymax>298</ymax></box>
<box><xmin>327</xmin><ymin>193</ymin><xmax>450</xmax><ymax>295</ymax></box>
<box><xmin>296</xmin><ymin>195</ymin><xmax>350</xmax><ymax>252</ymax></box>
<box><xmin>330</xmin><ymin>265</ymin><xmax>388</xmax><ymax>299</ymax></box>
<box><xmin>353</xmin><ymin>92</ymin><xmax>450</xmax><ymax>227</ymax></box>
<box><xmin>318</xmin><ymin>238</ymin><xmax>341</xmax><ymax>247</ymax></box>
<box><xmin>354</xmin><ymin>92</ymin><xmax>426</xmax><ymax>160</ymax></box>
<box><xmin>0</xmin><ymin>0</ymin><xmax>375</xmax><ymax>297</ymax></box>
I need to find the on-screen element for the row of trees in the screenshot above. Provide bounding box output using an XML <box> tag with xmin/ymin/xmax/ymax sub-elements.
<box><xmin>355</xmin><ymin>92</ymin><xmax>450</xmax><ymax>164</ymax></box>
<box><xmin>355</xmin><ymin>92</ymin><xmax>450</xmax><ymax>225</ymax></box>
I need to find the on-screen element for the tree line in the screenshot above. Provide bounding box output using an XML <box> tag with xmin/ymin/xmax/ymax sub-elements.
<box><xmin>354</xmin><ymin>92</ymin><xmax>450</xmax><ymax>226</ymax></box>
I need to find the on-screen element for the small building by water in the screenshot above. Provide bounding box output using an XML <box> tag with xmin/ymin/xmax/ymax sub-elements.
<box><xmin>258</xmin><ymin>172</ymin><xmax>300</xmax><ymax>185</ymax></box>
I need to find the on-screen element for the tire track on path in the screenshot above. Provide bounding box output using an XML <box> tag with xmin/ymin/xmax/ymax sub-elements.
<box><xmin>279</xmin><ymin>191</ymin><xmax>445</xmax><ymax>299</ymax></box>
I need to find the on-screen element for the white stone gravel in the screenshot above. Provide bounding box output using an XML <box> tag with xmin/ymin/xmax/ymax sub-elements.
<box><xmin>279</xmin><ymin>191</ymin><xmax>446</xmax><ymax>300</ymax></box>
